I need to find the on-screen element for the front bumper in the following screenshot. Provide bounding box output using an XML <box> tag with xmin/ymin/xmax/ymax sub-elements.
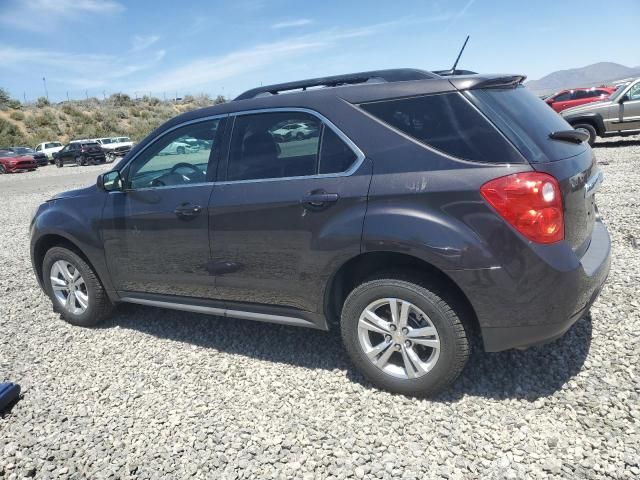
<box><xmin>448</xmin><ymin>220</ymin><xmax>611</xmax><ymax>352</ymax></box>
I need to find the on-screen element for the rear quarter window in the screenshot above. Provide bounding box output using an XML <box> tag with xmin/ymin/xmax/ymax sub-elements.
<box><xmin>359</xmin><ymin>92</ymin><xmax>523</xmax><ymax>164</ymax></box>
<box><xmin>469</xmin><ymin>86</ymin><xmax>588</xmax><ymax>162</ymax></box>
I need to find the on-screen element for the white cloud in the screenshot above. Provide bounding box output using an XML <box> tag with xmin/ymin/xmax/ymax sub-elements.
<box><xmin>0</xmin><ymin>45</ymin><xmax>164</xmax><ymax>90</ymax></box>
<box><xmin>131</xmin><ymin>35</ymin><xmax>160</xmax><ymax>52</ymax></box>
<box><xmin>0</xmin><ymin>0</ymin><xmax>124</xmax><ymax>30</ymax></box>
<box><xmin>272</xmin><ymin>19</ymin><xmax>313</xmax><ymax>29</ymax></box>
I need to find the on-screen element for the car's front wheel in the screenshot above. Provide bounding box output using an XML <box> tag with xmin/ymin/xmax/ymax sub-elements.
<box><xmin>0</xmin><ymin>165</ymin><xmax>6</xmax><ymax>174</ymax></box>
<box><xmin>341</xmin><ymin>275</ymin><xmax>470</xmax><ymax>396</ymax></box>
<box><xmin>43</xmin><ymin>246</ymin><xmax>113</xmax><ymax>327</ymax></box>
<box><xmin>573</xmin><ymin>123</ymin><xmax>597</xmax><ymax>146</ymax></box>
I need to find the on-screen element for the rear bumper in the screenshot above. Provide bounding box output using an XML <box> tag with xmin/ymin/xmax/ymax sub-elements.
<box><xmin>448</xmin><ymin>220</ymin><xmax>611</xmax><ymax>352</ymax></box>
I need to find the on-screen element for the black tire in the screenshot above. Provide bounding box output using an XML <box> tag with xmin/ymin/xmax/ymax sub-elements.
<box><xmin>0</xmin><ymin>165</ymin><xmax>6</xmax><ymax>174</ymax></box>
<box><xmin>43</xmin><ymin>246</ymin><xmax>113</xmax><ymax>327</ymax></box>
<box><xmin>55</xmin><ymin>159</ymin><xmax>63</xmax><ymax>168</ymax></box>
<box><xmin>176</xmin><ymin>146</ymin><xmax>185</xmax><ymax>155</ymax></box>
<box><xmin>341</xmin><ymin>274</ymin><xmax>470</xmax><ymax>397</ymax></box>
<box><xmin>75</xmin><ymin>156</ymin><xmax>85</xmax><ymax>166</ymax></box>
<box><xmin>573</xmin><ymin>123</ymin><xmax>597</xmax><ymax>146</ymax></box>
<box><xmin>296</xmin><ymin>132</ymin><xmax>305</xmax><ymax>140</ymax></box>
<box><xmin>49</xmin><ymin>159</ymin><xmax>55</xmax><ymax>165</ymax></box>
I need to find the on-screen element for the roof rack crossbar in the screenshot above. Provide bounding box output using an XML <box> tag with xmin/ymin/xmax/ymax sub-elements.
<box><xmin>234</xmin><ymin>68</ymin><xmax>439</xmax><ymax>100</ymax></box>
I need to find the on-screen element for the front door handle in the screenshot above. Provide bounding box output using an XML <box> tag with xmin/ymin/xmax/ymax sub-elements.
<box><xmin>301</xmin><ymin>192</ymin><xmax>339</xmax><ymax>209</ymax></box>
<box><xmin>174</xmin><ymin>203</ymin><xmax>202</xmax><ymax>218</ymax></box>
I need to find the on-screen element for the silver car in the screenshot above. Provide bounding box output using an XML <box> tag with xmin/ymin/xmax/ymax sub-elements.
<box><xmin>562</xmin><ymin>78</ymin><xmax>640</xmax><ymax>145</ymax></box>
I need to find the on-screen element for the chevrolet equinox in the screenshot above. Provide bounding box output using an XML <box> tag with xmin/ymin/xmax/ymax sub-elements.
<box><xmin>30</xmin><ymin>69</ymin><xmax>611</xmax><ymax>396</ymax></box>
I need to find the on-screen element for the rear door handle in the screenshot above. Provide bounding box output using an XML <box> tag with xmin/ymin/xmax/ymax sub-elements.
<box><xmin>301</xmin><ymin>192</ymin><xmax>339</xmax><ymax>208</ymax></box>
<box><xmin>174</xmin><ymin>203</ymin><xmax>202</xmax><ymax>218</ymax></box>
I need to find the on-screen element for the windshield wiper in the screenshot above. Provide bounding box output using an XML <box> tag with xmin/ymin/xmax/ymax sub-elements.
<box><xmin>549</xmin><ymin>130</ymin><xmax>589</xmax><ymax>144</ymax></box>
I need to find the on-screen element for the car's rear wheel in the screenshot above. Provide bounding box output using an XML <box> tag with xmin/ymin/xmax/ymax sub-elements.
<box><xmin>573</xmin><ymin>123</ymin><xmax>597</xmax><ymax>146</ymax></box>
<box><xmin>341</xmin><ymin>275</ymin><xmax>470</xmax><ymax>396</ymax></box>
<box><xmin>0</xmin><ymin>165</ymin><xmax>6</xmax><ymax>174</ymax></box>
<box><xmin>43</xmin><ymin>247</ymin><xmax>113</xmax><ymax>327</ymax></box>
<box><xmin>177</xmin><ymin>146</ymin><xmax>185</xmax><ymax>155</ymax></box>
<box><xmin>55</xmin><ymin>159</ymin><xmax>63</xmax><ymax>168</ymax></box>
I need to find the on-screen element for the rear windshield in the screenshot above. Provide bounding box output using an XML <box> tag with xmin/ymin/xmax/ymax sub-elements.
<box><xmin>469</xmin><ymin>86</ymin><xmax>587</xmax><ymax>162</ymax></box>
<box><xmin>360</xmin><ymin>92</ymin><xmax>523</xmax><ymax>164</ymax></box>
<box><xmin>82</xmin><ymin>143</ymin><xmax>100</xmax><ymax>147</ymax></box>
<box><xmin>45</xmin><ymin>142</ymin><xmax>62</xmax><ymax>148</ymax></box>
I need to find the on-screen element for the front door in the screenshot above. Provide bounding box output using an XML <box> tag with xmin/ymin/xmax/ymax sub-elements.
<box><xmin>208</xmin><ymin>110</ymin><xmax>371</xmax><ymax>315</ymax></box>
<box><xmin>102</xmin><ymin>118</ymin><xmax>226</xmax><ymax>298</ymax></box>
<box><xmin>616</xmin><ymin>82</ymin><xmax>640</xmax><ymax>131</ymax></box>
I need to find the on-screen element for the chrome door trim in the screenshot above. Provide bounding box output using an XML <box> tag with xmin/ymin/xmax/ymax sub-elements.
<box><xmin>120</xmin><ymin>296</ymin><xmax>312</xmax><ymax>328</ymax></box>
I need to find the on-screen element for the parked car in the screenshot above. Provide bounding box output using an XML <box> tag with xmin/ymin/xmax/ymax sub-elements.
<box><xmin>30</xmin><ymin>68</ymin><xmax>610</xmax><ymax>396</ymax></box>
<box><xmin>159</xmin><ymin>140</ymin><xmax>199</xmax><ymax>155</ymax></box>
<box><xmin>271</xmin><ymin>121</ymin><xmax>318</xmax><ymax>141</ymax></box>
<box><xmin>562</xmin><ymin>77</ymin><xmax>640</xmax><ymax>145</ymax></box>
<box><xmin>95</xmin><ymin>136</ymin><xmax>134</xmax><ymax>162</ymax></box>
<box><xmin>0</xmin><ymin>149</ymin><xmax>37</xmax><ymax>173</ymax></box>
<box><xmin>53</xmin><ymin>141</ymin><xmax>106</xmax><ymax>167</ymax></box>
<box><xmin>544</xmin><ymin>87</ymin><xmax>615</xmax><ymax>113</ymax></box>
<box><xmin>9</xmin><ymin>146</ymin><xmax>48</xmax><ymax>166</ymax></box>
<box><xmin>34</xmin><ymin>141</ymin><xmax>64</xmax><ymax>163</ymax></box>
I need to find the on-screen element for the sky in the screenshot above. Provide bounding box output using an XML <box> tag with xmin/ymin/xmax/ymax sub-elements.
<box><xmin>0</xmin><ymin>0</ymin><xmax>638</xmax><ymax>102</ymax></box>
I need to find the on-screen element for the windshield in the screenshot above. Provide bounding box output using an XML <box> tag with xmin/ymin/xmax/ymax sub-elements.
<box><xmin>0</xmin><ymin>150</ymin><xmax>17</xmax><ymax>157</ymax></box>
<box><xmin>116</xmin><ymin>137</ymin><xmax>131</xmax><ymax>142</ymax></box>
<box><xmin>82</xmin><ymin>143</ymin><xmax>100</xmax><ymax>147</ymax></box>
<box><xmin>609</xmin><ymin>80</ymin><xmax>638</xmax><ymax>102</ymax></box>
<box><xmin>13</xmin><ymin>147</ymin><xmax>34</xmax><ymax>154</ymax></box>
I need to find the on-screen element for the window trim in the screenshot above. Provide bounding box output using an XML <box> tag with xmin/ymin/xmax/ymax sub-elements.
<box><xmin>217</xmin><ymin>107</ymin><xmax>365</xmax><ymax>185</ymax></box>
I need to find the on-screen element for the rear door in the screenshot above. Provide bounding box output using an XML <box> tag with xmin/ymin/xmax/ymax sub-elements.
<box><xmin>208</xmin><ymin>109</ymin><xmax>371</xmax><ymax>314</ymax></box>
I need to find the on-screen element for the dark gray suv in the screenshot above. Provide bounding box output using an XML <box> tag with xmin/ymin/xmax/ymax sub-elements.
<box><xmin>30</xmin><ymin>69</ymin><xmax>611</xmax><ymax>396</ymax></box>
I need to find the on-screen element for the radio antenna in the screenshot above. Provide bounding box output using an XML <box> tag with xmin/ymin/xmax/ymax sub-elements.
<box><xmin>450</xmin><ymin>35</ymin><xmax>470</xmax><ymax>73</ymax></box>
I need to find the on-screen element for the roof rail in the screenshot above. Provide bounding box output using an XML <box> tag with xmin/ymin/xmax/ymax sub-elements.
<box><xmin>234</xmin><ymin>68</ymin><xmax>439</xmax><ymax>100</ymax></box>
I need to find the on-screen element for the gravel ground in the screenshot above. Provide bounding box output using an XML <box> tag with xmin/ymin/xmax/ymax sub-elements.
<box><xmin>1</xmin><ymin>140</ymin><xmax>639</xmax><ymax>479</ymax></box>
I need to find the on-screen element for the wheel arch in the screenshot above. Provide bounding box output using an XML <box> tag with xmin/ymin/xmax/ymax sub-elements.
<box><xmin>324</xmin><ymin>251</ymin><xmax>480</xmax><ymax>336</ymax></box>
<box><xmin>564</xmin><ymin>113</ymin><xmax>606</xmax><ymax>136</ymax></box>
<box><xmin>32</xmin><ymin>233</ymin><xmax>113</xmax><ymax>300</ymax></box>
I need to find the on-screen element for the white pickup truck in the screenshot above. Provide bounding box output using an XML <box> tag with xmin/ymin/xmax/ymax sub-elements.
<box><xmin>35</xmin><ymin>141</ymin><xmax>64</xmax><ymax>163</ymax></box>
<box><xmin>95</xmin><ymin>136</ymin><xmax>134</xmax><ymax>162</ymax></box>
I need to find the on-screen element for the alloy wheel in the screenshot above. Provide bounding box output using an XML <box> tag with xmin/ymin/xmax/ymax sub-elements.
<box><xmin>357</xmin><ymin>298</ymin><xmax>440</xmax><ymax>379</ymax></box>
<box><xmin>50</xmin><ymin>260</ymin><xmax>89</xmax><ymax>315</ymax></box>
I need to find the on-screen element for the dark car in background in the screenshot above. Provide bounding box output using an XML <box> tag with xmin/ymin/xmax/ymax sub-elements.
<box><xmin>53</xmin><ymin>141</ymin><xmax>106</xmax><ymax>167</ymax></box>
<box><xmin>0</xmin><ymin>149</ymin><xmax>37</xmax><ymax>173</ymax></box>
<box><xmin>9</xmin><ymin>146</ymin><xmax>48</xmax><ymax>166</ymax></box>
<box><xmin>30</xmin><ymin>68</ymin><xmax>610</xmax><ymax>396</ymax></box>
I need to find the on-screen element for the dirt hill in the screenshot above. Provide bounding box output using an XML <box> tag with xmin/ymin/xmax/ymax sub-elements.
<box><xmin>0</xmin><ymin>93</ymin><xmax>225</xmax><ymax>148</ymax></box>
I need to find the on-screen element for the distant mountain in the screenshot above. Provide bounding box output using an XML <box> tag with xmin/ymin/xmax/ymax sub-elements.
<box><xmin>526</xmin><ymin>62</ymin><xmax>640</xmax><ymax>94</ymax></box>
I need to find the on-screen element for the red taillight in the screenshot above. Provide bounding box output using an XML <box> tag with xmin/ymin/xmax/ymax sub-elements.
<box><xmin>480</xmin><ymin>172</ymin><xmax>564</xmax><ymax>244</ymax></box>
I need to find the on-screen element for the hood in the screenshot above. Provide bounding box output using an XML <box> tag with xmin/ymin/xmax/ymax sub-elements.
<box><xmin>562</xmin><ymin>99</ymin><xmax>611</xmax><ymax>116</ymax></box>
<box><xmin>51</xmin><ymin>185</ymin><xmax>97</xmax><ymax>200</ymax></box>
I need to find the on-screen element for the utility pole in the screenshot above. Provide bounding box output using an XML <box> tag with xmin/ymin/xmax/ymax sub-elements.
<box><xmin>23</xmin><ymin>92</ymin><xmax>26</xmax><ymax>103</ymax></box>
<box><xmin>42</xmin><ymin>77</ymin><xmax>49</xmax><ymax>101</ymax></box>
<box><xmin>85</xmin><ymin>90</ymin><xmax>89</xmax><ymax>101</ymax></box>
<box><xmin>103</xmin><ymin>90</ymin><xmax>106</xmax><ymax>100</ymax></box>
<box><xmin>66</xmin><ymin>91</ymin><xmax>70</xmax><ymax>102</ymax></box>
<box><xmin>163</xmin><ymin>92</ymin><xmax>166</xmax><ymax>101</ymax></box>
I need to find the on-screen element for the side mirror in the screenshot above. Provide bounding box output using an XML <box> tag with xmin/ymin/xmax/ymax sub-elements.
<box><xmin>97</xmin><ymin>170</ymin><xmax>123</xmax><ymax>192</ymax></box>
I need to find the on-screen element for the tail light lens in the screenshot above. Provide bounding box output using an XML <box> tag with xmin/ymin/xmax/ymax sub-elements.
<box><xmin>480</xmin><ymin>172</ymin><xmax>564</xmax><ymax>244</ymax></box>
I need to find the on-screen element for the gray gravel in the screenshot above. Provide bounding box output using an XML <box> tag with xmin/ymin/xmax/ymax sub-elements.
<box><xmin>1</xmin><ymin>139</ymin><xmax>639</xmax><ymax>479</ymax></box>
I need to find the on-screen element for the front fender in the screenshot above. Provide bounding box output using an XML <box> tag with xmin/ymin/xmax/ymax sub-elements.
<box><xmin>563</xmin><ymin>112</ymin><xmax>606</xmax><ymax>135</ymax></box>
<box><xmin>30</xmin><ymin>194</ymin><xmax>116</xmax><ymax>300</ymax></box>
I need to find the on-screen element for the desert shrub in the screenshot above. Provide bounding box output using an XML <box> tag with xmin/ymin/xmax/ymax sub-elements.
<box><xmin>9</xmin><ymin>110</ymin><xmax>25</xmax><ymax>121</ymax></box>
<box><xmin>109</xmin><ymin>93</ymin><xmax>132</xmax><ymax>107</ymax></box>
<box><xmin>36</xmin><ymin>96</ymin><xmax>50</xmax><ymax>108</ymax></box>
<box><xmin>213</xmin><ymin>95</ymin><xmax>227</xmax><ymax>105</ymax></box>
<box><xmin>0</xmin><ymin>118</ymin><xmax>28</xmax><ymax>145</ymax></box>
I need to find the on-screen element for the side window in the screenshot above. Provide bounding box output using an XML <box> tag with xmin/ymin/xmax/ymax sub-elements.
<box><xmin>228</xmin><ymin>112</ymin><xmax>321</xmax><ymax>181</ymax></box>
<box><xmin>319</xmin><ymin>127</ymin><xmax>358</xmax><ymax>174</ymax></box>
<box><xmin>627</xmin><ymin>83</ymin><xmax>640</xmax><ymax>101</ymax></box>
<box><xmin>360</xmin><ymin>92</ymin><xmax>522</xmax><ymax>164</ymax></box>
<box><xmin>554</xmin><ymin>92</ymin><xmax>571</xmax><ymax>101</ymax></box>
<box><xmin>127</xmin><ymin>119</ymin><xmax>222</xmax><ymax>189</ymax></box>
<box><xmin>574</xmin><ymin>90</ymin><xmax>590</xmax><ymax>99</ymax></box>
<box><xmin>35</xmin><ymin>145</ymin><xmax>41</xmax><ymax>151</ymax></box>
